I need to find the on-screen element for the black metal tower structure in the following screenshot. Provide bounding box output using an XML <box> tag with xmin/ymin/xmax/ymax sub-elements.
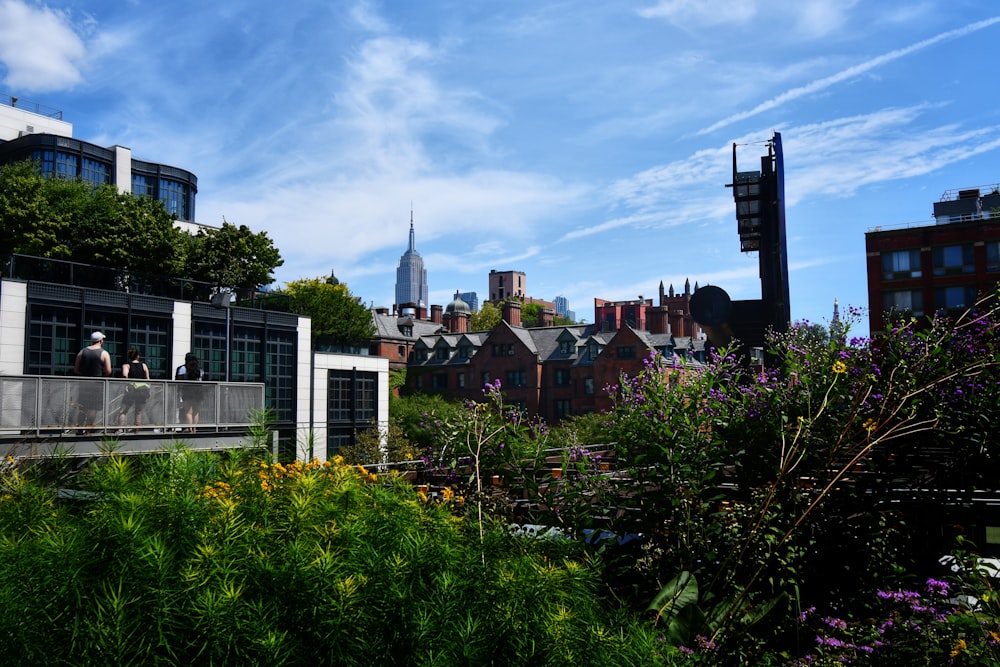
<box><xmin>690</xmin><ymin>132</ymin><xmax>791</xmax><ymax>359</ymax></box>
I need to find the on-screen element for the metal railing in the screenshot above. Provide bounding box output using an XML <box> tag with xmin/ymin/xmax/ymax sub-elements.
<box><xmin>0</xmin><ymin>375</ymin><xmax>264</xmax><ymax>437</ymax></box>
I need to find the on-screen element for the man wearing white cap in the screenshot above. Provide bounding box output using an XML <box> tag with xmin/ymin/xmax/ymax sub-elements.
<box><xmin>73</xmin><ymin>331</ymin><xmax>113</xmax><ymax>429</ymax></box>
<box><xmin>75</xmin><ymin>331</ymin><xmax>112</xmax><ymax>378</ymax></box>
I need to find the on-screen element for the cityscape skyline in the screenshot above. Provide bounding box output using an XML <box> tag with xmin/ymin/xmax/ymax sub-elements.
<box><xmin>2</xmin><ymin>2</ymin><xmax>1000</xmax><ymax>338</ymax></box>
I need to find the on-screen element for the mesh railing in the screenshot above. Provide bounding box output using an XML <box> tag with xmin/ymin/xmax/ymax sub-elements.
<box><xmin>0</xmin><ymin>376</ymin><xmax>264</xmax><ymax>436</ymax></box>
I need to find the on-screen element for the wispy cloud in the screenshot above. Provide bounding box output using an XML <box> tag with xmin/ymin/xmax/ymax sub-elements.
<box><xmin>698</xmin><ymin>15</ymin><xmax>1000</xmax><ymax>135</ymax></box>
<box><xmin>637</xmin><ymin>0</ymin><xmax>757</xmax><ymax>26</ymax></box>
<box><xmin>0</xmin><ymin>0</ymin><xmax>86</xmax><ymax>91</ymax></box>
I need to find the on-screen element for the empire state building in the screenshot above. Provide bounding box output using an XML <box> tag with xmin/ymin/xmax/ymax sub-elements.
<box><xmin>394</xmin><ymin>215</ymin><xmax>428</xmax><ymax>309</ymax></box>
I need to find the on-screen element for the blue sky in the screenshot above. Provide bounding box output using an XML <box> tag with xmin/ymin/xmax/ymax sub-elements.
<box><xmin>2</xmin><ymin>0</ymin><xmax>1000</xmax><ymax>337</ymax></box>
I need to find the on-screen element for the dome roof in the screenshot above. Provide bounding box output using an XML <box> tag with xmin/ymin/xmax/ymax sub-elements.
<box><xmin>445</xmin><ymin>295</ymin><xmax>471</xmax><ymax>315</ymax></box>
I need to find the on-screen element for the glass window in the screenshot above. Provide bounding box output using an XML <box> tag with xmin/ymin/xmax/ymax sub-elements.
<box><xmin>31</xmin><ymin>150</ymin><xmax>55</xmax><ymax>177</ymax></box>
<box><xmin>933</xmin><ymin>245</ymin><xmax>974</xmax><ymax>276</ymax></box>
<box><xmin>883</xmin><ymin>290</ymin><xmax>924</xmax><ymax>317</ymax></box>
<box><xmin>555</xmin><ymin>399</ymin><xmax>572</xmax><ymax>419</ymax></box>
<box><xmin>193</xmin><ymin>321</ymin><xmax>227</xmax><ymax>383</ymax></box>
<box><xmin>159</xmin><ymin>179</ymin><xmax>190</xmax><ymax>219</ymax></box>
<box><xmin>505</xmin><ymin>370</ymin><xmax>526</xmax><ymax>387</ymax></box>
<box><xmin>457</xmin><ymin>373</ymin><xmax>465</xmax><ymax>388</ymax></box>
<box><xmin>584</xmin><ymin>378</ymin><xmax>595</xmax><ymax>395</ymax></box>
<box><xmin>327</xmin><ymin>369</ymin><xmax>377</xmax><ymax>457</ymax></box>
<box><xmin>127</xmin><ymin>315</ymin><xmax>171</xmax><ymax>379</ymax></box>
<box><xmin>617</xmin><ymin>346</ymin><xmax>636</xmax><ymax>359</ymax></box>
<box><xmin>435</xmin><ymin>346</ymin><xmax>449</xmax><ymax>360</ymax></box>
<box><xmin>56</xmin><ymin>152</ymin><xmax>78</xmax><ymax>179</ymax></box>
<box><xmin>987</xmin><ymin>242</ymin><xmax>1000</xmax><ymax>272</ymax></box>
<box><xmin>881</xmin><ymin>250</ymin><xmax>921</xmax><ymax>280</ymax></box>
<box><xmin>935</xmin><ymin>286</ymin><xmax>976</xmax><ymax>311</ymax></box>
<box><xmin>431</xmin><ymin>374</ymin><xmax>448</xmax><ymax>389</ymax></box>
<box><xmin>555</xmin><ymin>369</ymin><xmax>571</xmax><ymax>385</ymax></box>
<box><xmin>231</xmin><ymin>326</ymin><xmax>262</xmax><ymax>383</ymax></box>
<box><xmin>132</xmin><ymin>174</ymin><xmax>154</xmax><ymax>198</ymax></box>
<box><xmin>265</xmin><ymin>329</ymin><xmax>296</xmax><ymax>423</ymax></box>
<box><xmin>27</xmin><ymin>304</ymin><xmax>78</xmax><ymax>375</ymax></box>
<box><xmin>81</xmin><ymin>158</ymin><xmax>109</xmax><ymax>186</ymax></box>
<box><xmin>558</xmin><ymin>340</ymin><xmax>572</xmax><ymax>354</ymax></box>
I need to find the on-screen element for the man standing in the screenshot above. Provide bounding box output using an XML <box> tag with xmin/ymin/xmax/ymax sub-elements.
<box><xmin>73</xmin><ymin>331</ymin><xmax>112</xmax><ymax>429</ymax></box>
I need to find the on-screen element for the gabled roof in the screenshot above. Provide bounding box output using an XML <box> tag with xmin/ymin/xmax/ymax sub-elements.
<box><xmin>371</xmin><ymin>311</ymin><xmax>446</xmax><ymax>340</ymax></box>
<box><xmin>528</xmin><ymin>324</ymin><xmax>593</xmax><ymax>361</ymax></box>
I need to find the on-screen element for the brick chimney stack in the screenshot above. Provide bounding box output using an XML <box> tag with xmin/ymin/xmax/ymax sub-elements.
<box><xmin>430</xmin><ymin>304</ymin><xmax>443</xmax><ymax>324</ymax></box>
<box><xmin>502</xmin><ymin>301</ymin><xmax>522</xmax><ymax>327</ymax></box>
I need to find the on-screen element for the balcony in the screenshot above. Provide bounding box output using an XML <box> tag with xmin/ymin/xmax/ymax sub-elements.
<box><xmin>0</xmin><ymin>376</ymin><xmax>266</xmax><ymax>458</ymax></box>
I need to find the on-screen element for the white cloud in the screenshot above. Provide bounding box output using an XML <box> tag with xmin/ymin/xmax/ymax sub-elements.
<box><xmin>637</xmin><ymin>0</ymin><xmax>757</xmax><ymax>26</ymax></box>
<box><xmin>0</xmin><ymin>0</ymin><xmax>86</xmax><ymax>91</ymax></box>
<box><xmin>699</xmin><ymin>14</ymin><xmax>1000</xmax><ymax>135</ymax></box>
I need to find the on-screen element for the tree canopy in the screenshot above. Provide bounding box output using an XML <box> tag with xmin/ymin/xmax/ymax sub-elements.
<box><xmin>470</xmin><ymin>301</ymin><xmax>501</xmax><ymax>331</ymax></box>
<box><xmin>282</xmin><ymin>277</ymin><xmax>375</xmax><ymax>347</ymax></box>
<box><xmin>0</xmin><ymin>161</ymin><xmax>283</xmax><ymax>292</ymax></box>
<box><xmin>187</xmin><ymin>220</ymin><xmax>283</xmax><ymax>293</ymax></box>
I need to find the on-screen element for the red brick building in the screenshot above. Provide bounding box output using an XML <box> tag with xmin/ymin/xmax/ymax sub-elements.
<box><xmin>866</xmin><ymin>185</ymin><xmax>1000</xmax><ymax>335</ymax></box>
<box><xmin>373</xmin><ymin>282</ymin><xmax>707</xmax><ymax>422</ymax></box>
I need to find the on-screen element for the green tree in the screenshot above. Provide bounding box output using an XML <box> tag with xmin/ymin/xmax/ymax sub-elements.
<box><xmin>69</xmin><ymin>183</ymin><xmax>188</xmax><ymax>276</ymax></box>
<box><xmin>187</xmin><ymin>220</ymin><xmax>283</xmax><ymax>293</ymax></box>
<box><xmin>470</xmin><ymin>301</ymin><xmax>501</xmax><ymax>331</ymax></box>
<box><xmin>0</xmin><ymin>161</ymin><xmax>73</xmax><ymax>260</ymax></box>
<box><xmin>282</xmin><ymin>277</ymin><xmax>374</xmax><ymax>346</ymax></box>
<box><xmin>521</xmin><ymin>302</ymin><xmax>542</xmax><ymax>327</ymax></box>
<box><xmin>0</xmin><ymin>159</ymin><xmax>188</xmax><ymax>275</ymax></box>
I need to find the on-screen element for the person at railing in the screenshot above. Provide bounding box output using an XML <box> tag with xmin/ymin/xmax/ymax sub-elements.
<box><xmin>73</xmin><ymin>331</ymin><xmax>112</xmax><ymax>430</ymax></box>
<box><xmin>175</xmin><ymin>353</ymin><xmax>203</xmax><ymax>431</ymax></box>
<box><xmin>118</xmin><ymin>348</ymin><xmax>151</xmax><ymax>433</ymax></box>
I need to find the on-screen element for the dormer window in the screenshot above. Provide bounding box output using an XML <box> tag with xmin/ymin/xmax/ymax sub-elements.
<box><xmin>401</xmin><ymin>325</ymin><xmax>413</xmax><ymax>337</ymax></box>
<box><xmin>558</xmin><ymin>340</ymin><xmax>572</xmax><ymax>354</ymax></box>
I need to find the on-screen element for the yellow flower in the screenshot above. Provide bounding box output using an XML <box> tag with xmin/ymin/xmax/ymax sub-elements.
<box><xmin>441</xmin><ymin>487</ymin><xmax>454</xmax><ymax>502</ymax></box>
<box><xmin>417</xmin><ymin>491</ymin><xmax>428</xmax><ymax>502</ymax></box>
<box><xmin>950</xmin><ymin>638</ymin><xmax>967</xmax><ymax>658</ymax></box>
<box><xmin>832</xmin><ymin>361</ymin><xmax>847</xmax><ymax>374</ymax></box>
<box><xmin>863</xmin><ymin>418</ymin><xmax>877</xmax><ymax>434</ymax></box>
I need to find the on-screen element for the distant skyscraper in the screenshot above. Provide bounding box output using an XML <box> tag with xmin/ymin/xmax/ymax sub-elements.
<box><xmin>554</xmin><ymin>295</ymin><xmax>575</xmax><ymax>322</ymax></box>
<box><xmin>459</xmin><ymin>291</ymin><xmax>479</xmax><ymax>312</ymax></box>
<box><xmin>395</xmin><ymin>213</ymin><xmax>428</xmax><ymax>309</ymax></box>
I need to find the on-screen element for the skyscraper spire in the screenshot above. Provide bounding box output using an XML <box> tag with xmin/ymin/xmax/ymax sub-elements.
<box><xmin>395</xmin><ymin>209</ymin><xmax>429</xmax><ymax>310</ymax></box>
<box><xmin>409</xmin><ymin>208</ymin><xmax>416</xmax><ymax>253</ymax></box>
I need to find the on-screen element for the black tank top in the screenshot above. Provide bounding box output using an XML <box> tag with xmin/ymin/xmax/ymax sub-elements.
<box><xmin>79</xmin><ymin>347</ymin><xmax>105</xmax><ymax>377</ymax></box>
<box><xmin>126</xmin><ymin>360</ymin><xmax>145</xmax><ymax>379</ymax></box>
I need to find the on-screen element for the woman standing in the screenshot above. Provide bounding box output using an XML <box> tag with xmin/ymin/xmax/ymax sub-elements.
<box><xmin>175</xmin><ymin>352</ymin><xmax>203</xmax><ymax>431</ymax></box>
<box><xmin>118</xmin><ymin>348</ymin><xmax>150</xmax><ymax>432</ymax></box>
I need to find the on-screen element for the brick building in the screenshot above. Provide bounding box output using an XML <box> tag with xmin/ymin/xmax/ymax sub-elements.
<box><xmin>373</xmin><ymin>281</ymin><xmax>707</xmax><ymax>422</ymax></box>
<box><xmin>866</xmin><ymin>184</ymin><xmax>1000</xmax><ymax>335</ymax></box>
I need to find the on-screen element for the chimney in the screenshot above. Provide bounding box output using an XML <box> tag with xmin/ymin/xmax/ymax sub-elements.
<box><xmin>430</xmin><ymin>304</ymin><xmax>443</xmax><ymax>324</ymax></box>
<box><xmin>539</xmin><ymin>307</ymin><xmax>554</xmax><ymax>327</ymax></box>
<box><xmin>375</xmin><ymin>307</ymin><xmax>389</xmax><ymax>315</ymax></box>
<box><xmin>502</xmin><ymin>301</ymin><xmax>522</xmax><ymax>327</ymax></box>
<box><xmin>415</xmin><ymin>305</ymin><xmax>426</xmax><ymax>320</ymax></box>
<box><xmin>451</xmin><ymin>312</ymin><xmax>469</xmax><ymax>334</ymax></box>
<box><xmin>647</xmin><ymin>306</ymin><xmax>669</xmax><ymax>335</ymax></box>
<box><xmin>669</xmin><ymin>310</ymin><xmax>686</xmax><ymax>337</ymax></box>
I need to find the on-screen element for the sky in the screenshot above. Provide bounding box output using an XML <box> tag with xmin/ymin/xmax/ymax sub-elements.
<box><xmin>2</xmin><ymin>0</ymin><xmax>1000</xmax><ymax>338</ymax></box>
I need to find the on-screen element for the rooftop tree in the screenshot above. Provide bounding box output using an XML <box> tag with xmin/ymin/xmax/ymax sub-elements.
<box><xmin>186</xmin><ymin>219</ymin><xmax>283</xmax><ymax>294</ymax></box>
<box><xmin>282</xmin><ymin>276</ymin><xmax>374</xmax><ymax>348</ymax></box>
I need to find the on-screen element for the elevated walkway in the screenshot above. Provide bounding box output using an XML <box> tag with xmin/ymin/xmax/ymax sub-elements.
<box><xmin>0</xmin><ymin>375</ymin><xmax>267</xmax><ymax>458</ymax></box>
